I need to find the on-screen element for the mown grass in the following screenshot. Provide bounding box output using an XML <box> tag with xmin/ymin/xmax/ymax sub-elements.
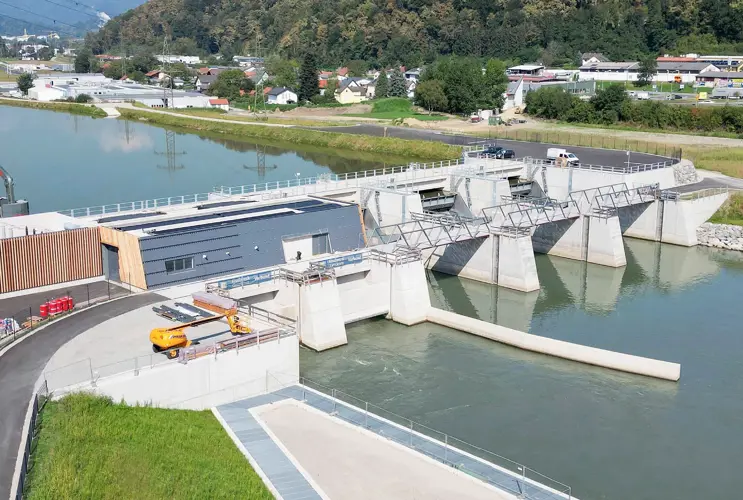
<box><xmin>348</xmin><ymin>97</ymin><xmax>449</xmax><ymax>121</ymax></box>
<box><xmin>167</xmin><ymin>108</ymin><xmax>345</xmax><ymax>127</ymax></box>
<box><xmin>0</xmin><ymin>98</ymin><xmax>107</xmax><ymax>117</ymax></box>
<box><xmin>25</xmin><ymin>393</ymin><xmax>273</xmax><ymax>500</ymax></box>
<box><xmin>593</xmin><ymin>81</ymin><xmax>696</xmax><ymax>94</ymax></box>
<box><xmin>118</xmin><ymin>107</ymin><xmax>461</xmax><ymax>160</ymax></box>
<box><xmin>710</xmin><ymin>193</ymin><xmax>743</xmax><ymax>226</ymax></box>
<box><xmin>545</xmin><ymin>121</ymin><xmax>743</xmax><ymax>140</ymax></box>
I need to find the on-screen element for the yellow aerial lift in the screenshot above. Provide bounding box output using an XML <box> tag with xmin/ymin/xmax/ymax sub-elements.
<box><xmin>150</xmin><ymin>309</ymin><xmax>252</xmax><ymax>359</ymax></box>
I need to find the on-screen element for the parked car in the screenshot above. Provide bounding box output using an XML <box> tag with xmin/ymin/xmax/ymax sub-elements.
<box><xmin>502</xmin><ymin>149</ymin><xmax>516</xmax><ymax>159</ymax></box>
<box><xmin>483</xmin><ymin>146</ymin><xmax>516</xmax><ymax>159</ymax></box>
<box><xmin>547</xmin><ymin>147</ymin><xmax>580</xmax><ymax>165</ymax></box>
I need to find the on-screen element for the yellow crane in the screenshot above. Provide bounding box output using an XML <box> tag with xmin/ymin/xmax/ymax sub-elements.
<box><xmin>150</xmin><ymin>309</ymin><xmax>251</xmax><ymax>359</ymax></box>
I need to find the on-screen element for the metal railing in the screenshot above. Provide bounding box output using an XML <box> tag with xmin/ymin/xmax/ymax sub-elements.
<box><xmin>526</xmin><ymin>157</ymin><xmax>675</xmax><ymax>174</ymax></box>
<box><xmin>59</xmin><ymin>193</ymin><xmax>212</xmax><ymax>218</ymax></box>
<box><xmin>272</xmin><ymin>373</ymin><xmax>573</xmax><ymax>500</ymax></box>
<box><xmin>14</xmin><ymin>380</ymin><xmax>49</xmax><ymax>500</ymax></box>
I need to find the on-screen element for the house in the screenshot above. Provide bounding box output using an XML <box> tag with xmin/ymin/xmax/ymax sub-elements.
<box><xmin>266</xmin><ymin>87</ymin><xmax>297</xmax><ymax>104</ymax></box>
<box><xmin>335</xmin><ymin>78</ymin><xmax>369</xmax><ymax>104</ymax></box>
<box><xmin>580</xmin><ymin>53</ymin><xmax>609</xmax><ymax>66</ymax></box>
<box><xmin>405</xmin><ymin>80</ymin><xmax>416</xmax><ymax>99</ymax></box>
<box><xmin>209</xmin><ymin>98</ymin><xmax>230</xmax><ymax>111</ymax></box>
<box><xmin>145</xmin><ymin>70</ymin><xmax>169</xmax><ymax>84</ymax></box>
<box><xmin>247</xmin><ymin>70</ymin><xmax>268</xmax><ymax>85</ymax></box>
<box><xmin>335</xmin><ymin>67</ymin><xmax>349</xmax><ymax>80</ymax></box>
<box><xmin>503</xmin><ymin>78</ymin><xmax>524</xmax><ymax>110</ymax></box>
<box><xmin>507</xmin><ymin>64</ymin><xmax>545</xmax><ymax>76</ymax></box>
<box><xmin>404</xmin><ymin>68</ymin><xmax>421</xmax><ymax>82</ymax></box>
<box><xmin>195</xmin><ymin>74</ymin><xmax>217</xmax><ymax>92</ymax></box>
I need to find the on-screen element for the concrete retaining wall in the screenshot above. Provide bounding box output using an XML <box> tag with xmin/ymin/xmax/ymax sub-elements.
<box><xmin>426</xmin><ymin>307</ymin><xmax>681</xmax><ymax>381</ymax></box>
<box><xmin>55</xmin><ymin>336</ymin><xmax>300</xmax><ymax>409</ymax></box>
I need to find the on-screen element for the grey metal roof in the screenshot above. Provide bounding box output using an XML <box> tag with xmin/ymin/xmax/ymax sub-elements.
<box><xmin>267</xmin><ymin>86</ymin><xmax>292</xmax><ymax>96</ymax></box>
<box><xmin>656</xmin><ymin>61</ymin><xmax>717</xmax><ymax>71</ymax></box>
<box><xmin>580</xmin><ymin>62</ymin><xmax>639</xmax><ymax>71</ymax></box>
<box><xmin>582</xmin><ymin>52</ymin><xmax>610</xmax><ymax>62</ymax></box>
<box><xmin>699</xmin><ymin>71</ymin><xmax>743</xmax><ymax>79</ymax></box>
<box><xmin>507</xmin><ymin>78</ymin><xmax>522</xmax><ymax>94</ymax></box>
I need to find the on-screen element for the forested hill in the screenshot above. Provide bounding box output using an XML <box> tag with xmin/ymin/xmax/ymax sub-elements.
<box><xmin>86</xmin><ymin>0</ymin><xmax>743</xmax><ymax>66</ymax></box>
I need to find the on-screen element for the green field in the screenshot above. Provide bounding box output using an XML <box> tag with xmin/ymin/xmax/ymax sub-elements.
<box><xmin>25</xmin><ymin>393</ymin><xmax>273</xmax><ymax>500</ymax></box>
<box><xmin>348</xmin><ymin>97</ymin><xmax>449</xmax><ymax>121</ymax></box>
<box><xmin>117</xmin><ymin>107</ymin><xmax>461</xmax><ymax>160</ymax></box>
<box><xmin>0</xmin><ymin>98</ymin><xmax>107</xmax><ymax>117</ymax></box>
<box><xmin>710</xmin><ymin>193</ymin><xmax>743</xmax><ymax>226</ymax></box>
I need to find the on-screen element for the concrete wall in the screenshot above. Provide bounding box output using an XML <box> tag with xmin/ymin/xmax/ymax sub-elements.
<box><xmin>58</xmin><ymin>336</ymin><xmax>300</xmax><ymax>410</ymax></box>
<box><xmin>531</xmin><ymin>217</ymin><xmax>585</xmax><ymax>261</ymax></box>
<box><xmin>337</xmin><ymin>261</ymin><xmax>391</xmax><ymax>323</ymax></box>
<box><xmin>661</xmin><ymin>193</ymin><xmax>728</xmax><ymax>246</ymax></box>
<box><xmin>299</xmin><ymin>279</ymin><xmax>348</xmax><ymax>350</ymax></box>
<box><xmin>139</xmin><ymin>205</ymin><xmax>362</xmax><ymax>288</ymax></box>
<box><xmin>539</xmin><ymin>165</ymin><xmax>677</xmax><ymax>201</ymax></box>
<box><xmin>426</xmin><ymin>308</ymin><xmax>681</xmax><ymax>381</ymax></box>
<box><xmin>371</xmin><ymin>191</ymin><xmax>423</xmax><ymax>226</ymax></box>
<box><xmin>586</xmin><ymin>215</ymin><xmax>627</xmax><ymax>267</ymax></box>
<box><xmin>618</xmin><ymin>202</ymin><xmax>660</xmax><ymax>241</ymax></box>
<box><xmin>450</xmin><ymin>175</ymin><xmax>511</xmax><ymax>217</ymax></box>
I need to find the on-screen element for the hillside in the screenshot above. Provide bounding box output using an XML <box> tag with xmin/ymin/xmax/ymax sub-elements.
<box><xmin>86</xmin><ymin>0</ymin><xmax>743</xmax><ymax>66</ymax></box>
<box><xmin>0</xmin><ymin>0</ymin><xmax>147</xmax><ymax>36</ymax></box>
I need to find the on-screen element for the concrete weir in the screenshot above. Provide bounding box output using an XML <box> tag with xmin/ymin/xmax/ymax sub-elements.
<box><xmin>426</xmin><ymin>307</ymin><xmax>681</xmax><ymax>381</ymax></box>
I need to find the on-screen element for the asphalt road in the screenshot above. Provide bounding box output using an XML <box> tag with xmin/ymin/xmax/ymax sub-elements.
<box><xmin>0</xmin><ymin>292</ymin><xmax>164</xmax><ymax>499</ymax></box>
<box><xmin>311</xmin><ymin>124</ymin><xmax>674</xmax><ymax>166</ymax></box>
<box><xmin>0</xmin><ymin>280</ymin><xmax>129</xmax><ymax>320</ymax></box>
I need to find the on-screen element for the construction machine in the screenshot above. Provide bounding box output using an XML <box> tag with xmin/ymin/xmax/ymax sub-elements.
<box><xmin>150</xmin><ymin>308</ymin><xmax>252</xmax><ymax>359</ymax></box>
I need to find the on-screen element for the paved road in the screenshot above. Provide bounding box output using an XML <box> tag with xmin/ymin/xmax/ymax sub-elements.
<box><xmin>310</xmin><ymin>124</ymin><xmax>673</xmax><ymax>167</ymax></box>
<box><xmin>0</xmin><ymin>292</ymin><xmax>164</xmax><ymax>499</ymax></box>
<box><xmin>0</xmin><ymin>280</ymin><xmax>129</xmax><ymax>321</ymax></box>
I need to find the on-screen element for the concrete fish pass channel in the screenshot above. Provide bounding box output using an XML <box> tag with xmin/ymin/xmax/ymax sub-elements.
<box><xmin>5</xmin><ymin>146</ymin><xmax>725</xmax><ymax>381</ymax></box>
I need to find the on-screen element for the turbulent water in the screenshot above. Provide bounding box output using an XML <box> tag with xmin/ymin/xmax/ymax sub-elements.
<box><xmin>301</xmin><ymin>238</ymin><xmax>743</xmax><ymax>500</ymax></box>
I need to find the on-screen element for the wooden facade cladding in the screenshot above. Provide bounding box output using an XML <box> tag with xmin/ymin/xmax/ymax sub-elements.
<box><xmin>98</xmin><ymin>226</ymin><xmax>147</xmax><ymax>290</ymax></box>
<box><xmin>0</xmin><ymin>227</ymin><xmax>102</xmax><ymax>293</ymax></box>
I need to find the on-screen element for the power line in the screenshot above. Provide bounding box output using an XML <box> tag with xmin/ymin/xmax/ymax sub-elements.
<box><xmin>0</xmin><ymin>12</ymin><xmax>77</xmax><ymax>36</ymax></box>
<box><xmin>0</xmin><ymin>0</ymin><xmax>80</xmax><ymax>29</ymax></box>
<box><xmin>38</xmin><ymin>0</ymin><xmax>99</xmax><ymax>19</ymax></box>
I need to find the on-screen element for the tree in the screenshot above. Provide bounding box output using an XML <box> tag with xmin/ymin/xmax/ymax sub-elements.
<box><xmin>75</xmin><ymin>94</ymin><xmax>92</xmax><ymax>103</ymax></box>
<box><xmin>524</xmin><ymin>87</ymin><xmax>575</xmax><ymax>119</ymax></box>
<box><xmin>37</xmin><ymin>46</ymin><xmax>54</xmax><ymax>61</ymax></box>
<box><xmin>645</xmin><ymin>0</ymin><xmax>668</xmax><ymax>53</ymax></box>
<box><xmin>414</xmin><ymin>80</ymin><xmax>448</xmax><ymax>112</ymax></box>
<box><xmin>16</xmin><ymin>73</ymin><xmax>35</xmax><ymax>96</ymax></box>
<box><xmin>375</xmin><ymin>71</ymin><xmax>389</xmax><ymax>99</ymax></box>
<box><xmin>388</xmin><ymin>69</ymin><xmax>407</xmax><ymax>98</ymax></box>
<box><xmin>480</xmin><ymin>59</ymin><xmax>509</xmax><ymax>110</ymax></box>
<box><xmin>207</xmin><ymin>69</ymin><xmax>254</xmax><ymax>101</ymax></box>
<box><xmin>75</xmin><ymin>47</ymin><xmax>93</xmax><ymax>73</ymax></box>
<box><xmin>103</xmin><ymin>60</ymin><xmax>124</xmax><ymax>80</ymax></box>
<box><xmin>298</xmin><ymin>52</ymin><xmax>319</xmax><ymax>102</ymax></box>
<box><xmin>637</xmin><ymin>56</ymin><xmax>658</xmax><ymax>87</ymax></box>
<box><xmin>346</xmin><ymin>59</ymin><xmax>368</xmax><ymax>77</ymax></box>
<box><xmin>591</xmin><ymin>84</ymin><xmax>628</xmax><ymax>116</ymax></box>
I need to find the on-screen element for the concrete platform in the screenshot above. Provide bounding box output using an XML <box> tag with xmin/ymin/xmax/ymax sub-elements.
<box><xmin>42</xmin><ymin>299</ymin><xmax>277</xmax><ymax>389</ymax></box>
<box><xmin>256</xmin><ymin>401</ymin><xmax>510</xmax><ymax>500</ymax></box>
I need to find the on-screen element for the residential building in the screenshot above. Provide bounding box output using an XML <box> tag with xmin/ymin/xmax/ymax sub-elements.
<box><xmin>503</xmin><ymin>77</ymin><xmax>524</xmax><ymax>110</ymax></box>
<box><xmin>156</xmin><ymin>55</ymin><xmax>201</xmax><ymax>65</ymax></box>
<box><xmin>209</xmin><ymin>98</ymin><xmax>230</xmax><ymax>111</ymax></box>
<box><xmin>581</xmin><ymin>53</ymin><xmax>609</xmax><ymax>66</ymax></box>
<box><xmin>266</xmin><ymin>87</ymin><xmax>297</xmax><ymax>104</ymax></box>
<box><xmin>195</xmin><ymin>74</ymin><xmax>217</xmax><ymax>92</ymax></box>
<box><xmin>507</xmin><ymin>64</ymin><xmax>545</xmax><ymax>76</ymax></box>
<box><xmin>404</xmin><ymin>68</ymin><xmax>421</xmax><ymax>82</ymax></box>
<box><xmin>233</xmin><ymin>56</ymin><xmax>265</xmax><ymax>67</ymax></box>
<box><xmin>336</xmin><ymin>78</ymin><xmax>369</xmax><ymax>104</ymax></box>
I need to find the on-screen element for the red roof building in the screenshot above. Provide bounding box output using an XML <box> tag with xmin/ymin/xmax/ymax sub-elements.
<box><xmin>209</xmin><ymin>98</ymin><xmax>229</xmax><ymax>105</ymax></box>
<box><xmin>336</xmin><ymin>67</ymin><xmax>348</xmax><ymax>76</ymax></box>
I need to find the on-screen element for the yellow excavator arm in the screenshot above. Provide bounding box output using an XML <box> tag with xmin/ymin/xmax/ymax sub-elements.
<box><xmin>150</xmin><ymin>308</ymin><xmax>252</xmax><ymax>358</ymax></box>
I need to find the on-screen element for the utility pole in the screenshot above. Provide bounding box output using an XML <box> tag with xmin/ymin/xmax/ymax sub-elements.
<box><xmin>155</xmin><ymin>36</ymin><xmax>185</xmax><ymax>171</ymax></box>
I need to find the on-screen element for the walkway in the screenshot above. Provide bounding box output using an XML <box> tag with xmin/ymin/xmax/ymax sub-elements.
<box><xmin>216</xmin><ymin>386</ymin><xmax>572</xmax><ymax>500</ymax></box>
<box><xmin>0</xmin><ymin>292</ymin><xmax>165</xmax><ymax>499</ymax></box>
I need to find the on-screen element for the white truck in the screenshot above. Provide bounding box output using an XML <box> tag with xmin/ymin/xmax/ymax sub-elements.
<box><xmin>636</xmin><ymin>91</ymin><xmax>650</xmax><ymax>100</ymax></box>
<box><xmin>546</xmin><ymin>148</ymin><xmax>580</xmax><ymax>166</ymax></box>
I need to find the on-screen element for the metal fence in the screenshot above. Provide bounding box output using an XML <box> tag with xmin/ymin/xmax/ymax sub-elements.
<box><xmin>0</xmin><ymin>279</ymin><xmax>134</xmax><ymax>351</ymax></box>
<box><xmin>14</xmin><ymin>380</ymin><xmax>49</xmax><ymax>500</ymax></box>
<box><xmin>484</xmin><ymin>128</ymin><xmax>682</xmax><ymax>160</ymax></box>
<box><xmin>273</xmin><ymin>374</ymin><xmax>573</xmax><ymax>500</ymax></box>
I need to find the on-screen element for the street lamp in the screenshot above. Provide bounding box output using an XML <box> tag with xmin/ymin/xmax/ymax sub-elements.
<box><xmin>626</xmin><ymin>150</ymin><xmax>631</xmax><ymax>169</ymax></box>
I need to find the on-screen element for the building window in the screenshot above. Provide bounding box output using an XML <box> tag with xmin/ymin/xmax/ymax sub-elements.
<box><xmin>165</xmin><ymin>256</ymin><xmax>194</xmax><ymax>274</ymax></box>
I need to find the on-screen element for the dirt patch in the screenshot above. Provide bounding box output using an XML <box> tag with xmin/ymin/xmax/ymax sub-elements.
<box><xmin>285</xmin><ymin>103</ymin><xmax>372</xmax><ymax>116</ymax></box>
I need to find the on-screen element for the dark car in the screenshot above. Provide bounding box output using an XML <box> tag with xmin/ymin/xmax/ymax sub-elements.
<box><xmin>482</xmin><ymin>146</ymin><xmax>516</xmax><ymax>159</ymax></box>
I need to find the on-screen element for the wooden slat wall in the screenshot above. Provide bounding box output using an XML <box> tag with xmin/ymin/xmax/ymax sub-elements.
<box><xmin>99</xmin><ymin>226</ymin><xmax>147</xmax><ymax>290</ymax></box>
<box><xmin>0</xmin><ymin>227</ymin><xmax>102</xmax><ymax>293</ymax></box>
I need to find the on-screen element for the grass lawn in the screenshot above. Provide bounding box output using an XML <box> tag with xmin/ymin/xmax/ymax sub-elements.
<box><xmin>25</xmin><ymin>393</ymin><xmax>273</xmax><ymax>500</ymax></box>
<box><xmin>171</xmin><ymin>108</ymin><xmax>345</xmax><ymax>127</ymax></box>
<box><xmin>710</xmin><ymin>193</ymin><xmax>743</xmax><ymax>226</ymax></box>
<box><xmin>594</xmin><ymin>81</ymin><xmax>696</xmax><ymax>93</ymax></box>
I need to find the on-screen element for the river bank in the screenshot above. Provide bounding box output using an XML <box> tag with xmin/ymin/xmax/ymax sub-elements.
<box><xmin>0</xmin><ymin>98</ymin><xmax>107</xmax><ymax>118</ymax></box>
<box><xmin>117</xmin><ymin>108</ymin><xmax>461</xmax><ymax>160</ymax></box>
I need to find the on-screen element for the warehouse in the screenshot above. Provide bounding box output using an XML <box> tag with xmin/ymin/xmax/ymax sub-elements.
<box><xmin>96</xmin><ymin>197</ymin><xmax>364</xmax><ymax>289</ymax></box>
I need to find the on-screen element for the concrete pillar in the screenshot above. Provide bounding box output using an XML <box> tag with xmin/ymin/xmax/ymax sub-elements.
<box><xmin>374</xmin><ymin>190</ymin><xmax>423</xmax><ymax>226</ymax></box>
<box><xmin>497</xmin><ymin>235</ymin><xmax>540</xmax><ymax>292</ymax></box>
<box><xmin>388</xmin><ymin>259</ymin><xmax>431</xmax><ymax>325</ymax></box>
<box><xmin>586</xmin><ymin>215</ymin><xmax>626</xmax><ymax>267</ymax></box>
<box><xmin>619</xmin><ymin>201</ymin><xmax>661</xmax><ymax>241</ymax></box>
<box><xmin>661</xmin><ymin>193</ymin><xmax>728</xmax><ymax>246</ymax></box>
<box><xmin>450</xmin><ymin>175</ymin><xmax>510</xmax><ymax>217</ymax></box>
<box><xmin>299</xmin><ymin>279</ymin><xmax>347</xmax><ymax>351</ymax></box>
<box><xmin>426</xmin><ymin>234</ymin><xmax>539</xmax><ymax>292</ymax></box>
<box><xmin>531</xmin><ymin>217</ymin><xmax>586</xmax><ymax>261</ymax></box>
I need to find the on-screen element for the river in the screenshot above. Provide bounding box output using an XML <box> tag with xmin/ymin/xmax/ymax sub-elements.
<box><xmin>0</xmin><ymin>106</ymin><xmax>410</xmax><ymax>213</ymax></box>
<box><xmin>301</xmin><ymin>238</ymin><xmax>743</xmax><ymax>500</ymax></box>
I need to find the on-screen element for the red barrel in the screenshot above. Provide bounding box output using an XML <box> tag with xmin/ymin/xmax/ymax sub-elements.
<box><xmin>39</xmin><ymin>302</ymin><xmax>49</xmax><ymax>318</ymax></box>
<box><xmin>60</xmin><ymin>297</ymin><xmax>69</xmax><ymax>312</ymax></box>
<box><xmin>67</xmin><ymin>296</ymin><xmax>74</xmax><ymax>311</ymax></box>
<box><xmin>49</xmin><ymin>300</ymin><xmax>59</xmax><ymax>315</ymax></box>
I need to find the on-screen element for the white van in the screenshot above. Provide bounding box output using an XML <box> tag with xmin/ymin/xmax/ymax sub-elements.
<box><xmin>547</xmin><ymin>148</ymin><xmax>580</xmax><ymax>165</ymax></box>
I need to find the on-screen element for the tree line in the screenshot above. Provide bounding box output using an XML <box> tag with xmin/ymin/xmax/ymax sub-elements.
<box><xmin>525</xmin><ymin>85</ymin><xmax>743</xmax><ymax>134</ymax></box>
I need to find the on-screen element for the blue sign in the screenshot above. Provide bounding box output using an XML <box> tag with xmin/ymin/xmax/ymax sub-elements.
<box><xmin>219</xmin><ymin>270</ymin><xmax>274</xmax><ymax>290</ymax></box>
<box><xmin>316</xmin><ymin>253</ymin><xmax>363</xmax><ymax>269</ymax></box>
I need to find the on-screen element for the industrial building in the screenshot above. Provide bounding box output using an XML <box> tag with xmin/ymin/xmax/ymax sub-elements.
<box><xmin>96</xmin><ymin>197</ymin><xmax>364</xmax><ymax>289</ymax></box>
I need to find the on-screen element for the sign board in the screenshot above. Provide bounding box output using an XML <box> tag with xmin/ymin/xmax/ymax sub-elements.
<box><xmin>315</xmin><ymin>253</ymin><xmax>364</xmax><ymax>269</ymax></box>
<box><xmin>219</xmin><ymin>270</ymin><xmax>274</xmax><ymax>290</ymax></box>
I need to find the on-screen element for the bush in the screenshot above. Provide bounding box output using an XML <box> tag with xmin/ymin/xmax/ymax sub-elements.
<box><xmin>371</xmin><ymin>97</ymin><xmax>411</xmax><ymax>113</ymax></box>
<box><xmin>75</xmin><ymin>94</ymin><xmax>92</xmax><ymax>103</ymax></box>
